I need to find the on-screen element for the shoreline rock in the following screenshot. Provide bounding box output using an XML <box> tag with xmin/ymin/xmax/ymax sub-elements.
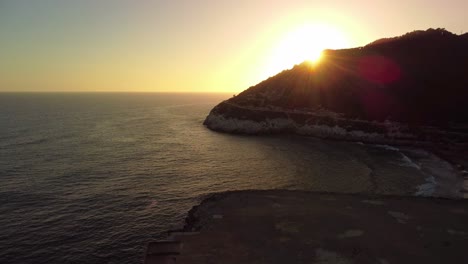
<box><xmin>203</xmin><ymin>101</ymin><xmax>468</xmax><ymax>150</ymax></box>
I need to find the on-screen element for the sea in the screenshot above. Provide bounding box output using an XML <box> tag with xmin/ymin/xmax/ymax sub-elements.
<box><xmin>0</xmin><ymin>93</ymin><xmax>463</xmax><ymax>263</ymax></box>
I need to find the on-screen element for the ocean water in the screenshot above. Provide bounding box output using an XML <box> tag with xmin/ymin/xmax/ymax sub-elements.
<box><xmin>0</xmin><ymin>93</ymin><xmax>462</xmax><ymax>263</ymax></box>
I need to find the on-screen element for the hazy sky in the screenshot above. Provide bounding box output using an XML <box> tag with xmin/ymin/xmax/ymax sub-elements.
<box><xmin>1</xmin><ymin>0</ymin><xmax>467</xmax><ymax>92</ymax></box>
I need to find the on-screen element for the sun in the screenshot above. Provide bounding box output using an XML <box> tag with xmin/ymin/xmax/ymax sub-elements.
<box><xmin>308</xmin><ymin>49</ymin><xmax>324</xmax><ymax>64</ymax></box>
<box><xmin>262</xmin><ymin>23</ymin><xmax>349</xmax><ymax>76</ymax></box>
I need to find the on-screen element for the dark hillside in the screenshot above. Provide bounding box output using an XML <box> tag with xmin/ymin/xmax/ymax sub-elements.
<box><xmin>229</xmin><ymin>28</ymin><xmax>468</xmax><ymax>126</ymax></box>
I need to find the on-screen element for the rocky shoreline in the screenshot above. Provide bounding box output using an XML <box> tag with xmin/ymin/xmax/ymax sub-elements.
<box><xmin>204</xmin><ymin>101</ymin><xmax>468</xmax><ymax>150</ymax></box>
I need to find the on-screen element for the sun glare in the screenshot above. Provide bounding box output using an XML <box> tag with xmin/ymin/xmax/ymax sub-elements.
<box><xmin>262</xmin><ymin>23</ymin><xmax>349</xmax><ymax>77</ymax></box>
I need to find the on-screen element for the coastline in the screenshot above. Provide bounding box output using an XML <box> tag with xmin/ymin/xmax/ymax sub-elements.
<box><xmin>146</xmin><ymin>93</ymin><xmax>468</xmax><ymax>262</ymax></box>
<box><xmin>204</xmin><ymin>101</ymin><xmax>468</xmax><ymax>197</ymax></box>
<box><xmin>144</xmin><ymin>104</ymin><xmax>468</xmax><ymax>262</ymax></box>
<box><xmin>204</xmin><ymin>102</ymin><xmax>468</xmax><ymax>149</ymax></box>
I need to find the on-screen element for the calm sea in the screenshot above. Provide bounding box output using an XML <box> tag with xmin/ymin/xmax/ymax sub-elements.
<box><xmin>0</xmin><ymin>93</ymin><xmax>461</xmax><ymax>263</ymax></box>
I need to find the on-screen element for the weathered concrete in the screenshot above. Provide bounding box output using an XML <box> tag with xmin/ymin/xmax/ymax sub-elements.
<box><xmin>148</xmin><ymin>190</ymin><xmax>468</xmax><ymax>264</ymax></box>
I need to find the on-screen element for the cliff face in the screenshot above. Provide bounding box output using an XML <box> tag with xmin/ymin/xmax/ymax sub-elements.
<box><xmin>204</xmin><ymin>29</ymin><xmax>468</xmax><ymax>145</ymax></box>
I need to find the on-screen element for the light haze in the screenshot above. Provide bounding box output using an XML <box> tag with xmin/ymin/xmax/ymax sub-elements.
<box><xmin>1</xmin><ymin>0</ymin><xmax>466</xmax><ymax>92</ymax></box>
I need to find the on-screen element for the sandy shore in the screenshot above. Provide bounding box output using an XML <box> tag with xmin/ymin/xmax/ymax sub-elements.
<box><xmin>145</xmin><ymin>190</ymin><xmax>468</xmax><ymax>264</ymax></box>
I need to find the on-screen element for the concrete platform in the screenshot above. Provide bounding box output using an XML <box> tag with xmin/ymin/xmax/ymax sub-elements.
<box><xmin>146</xmin><ymin>190</ymin><xmax>468</xmax><ymax>264</ymax></box>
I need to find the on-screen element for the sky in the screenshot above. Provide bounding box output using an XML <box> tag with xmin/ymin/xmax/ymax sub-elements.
<box><xmin>0</xmin><ymin>0</ymin><xmax>467</xmax><ymax>93</ymax></box>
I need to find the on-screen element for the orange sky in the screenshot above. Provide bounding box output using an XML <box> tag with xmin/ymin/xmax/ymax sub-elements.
<box><xmin>0</xmin><ymin>1</ymin><xmax>467</xmax><ymax>93</ymax></box>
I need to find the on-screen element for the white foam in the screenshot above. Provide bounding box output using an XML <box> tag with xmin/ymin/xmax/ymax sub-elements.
<box><xmin>415</xmin><ymin>175</ymin><xmax>437</xmax><ymax>196</ymax></box>
<box><xmin>375</xmin><ymin>144</ymin><xmax>400</xmax><ymax>151</ymax></box>
<box><xmin>412</xmin><ymin>152</ymin><xmax>462</xmax><ymax>198</ymax></box>
<box><xmin>399</xmin><ymin>154</ymin><xmax>421</xmax><ymax>170</ymax></box>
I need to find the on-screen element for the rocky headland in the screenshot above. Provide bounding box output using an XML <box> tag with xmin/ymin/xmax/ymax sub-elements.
<box><xmin>204</xmin><ymin>28</ymin><xmax>468</xmax><ymax>149</ymax></box>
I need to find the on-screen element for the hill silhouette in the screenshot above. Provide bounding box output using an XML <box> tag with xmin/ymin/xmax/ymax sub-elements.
<box><xmin>204</xmin><ymin>29</ymin><xmax>468</xmax><ymax>147</ymax></box>
<box><xmin>226</xmin><ymin>28</ymin><xmax>468</xmax><ymax>126</ymax></box>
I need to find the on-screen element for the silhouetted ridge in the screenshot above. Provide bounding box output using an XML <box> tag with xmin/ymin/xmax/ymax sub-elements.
<box><xmin>366</xmin><ymin>28</ymin><xmax>458</xmax><ymax>47</ymax></box>
<box><xmin>226</xmin><ymin>28</ymin><xmax>468</xmax><ymax>125</ymax></box>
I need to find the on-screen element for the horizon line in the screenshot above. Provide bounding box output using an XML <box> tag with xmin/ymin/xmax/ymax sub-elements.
<box><xmin>0</xmin><ymin>91</ymin><xmax>236</xmax><ymax>94</ymax></box>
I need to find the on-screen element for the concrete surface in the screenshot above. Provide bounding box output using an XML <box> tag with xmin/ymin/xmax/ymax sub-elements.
<box><xmin>146</xmin><ymin>190</ymin><xmax>468</xmax><ymax>264</ymax></box>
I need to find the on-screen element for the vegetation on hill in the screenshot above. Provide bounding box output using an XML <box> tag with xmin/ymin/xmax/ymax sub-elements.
<box><xmin>228</xmin><ymin>28</ymin><xmax>468</xmax><ymax>127</ymax></box>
